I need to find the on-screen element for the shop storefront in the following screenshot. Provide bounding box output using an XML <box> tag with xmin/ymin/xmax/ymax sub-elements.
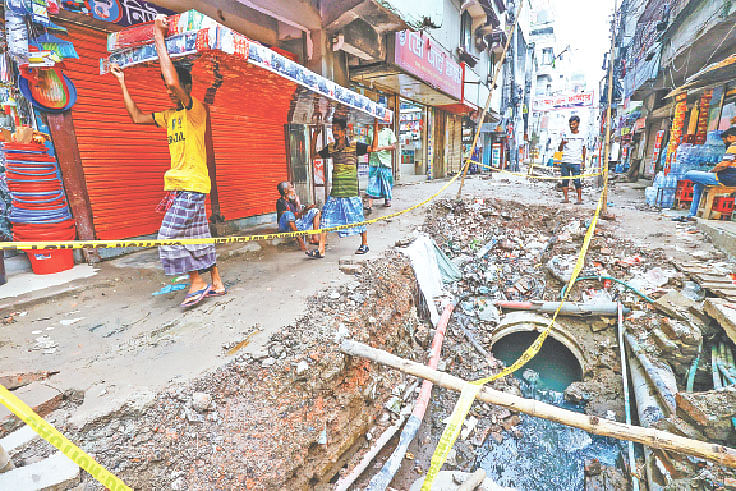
<box><xmin>350</xmin><ymin>29</ymin><xmax>464</xmax><ymax>179</ymax></box>
<box><xmin>2</xmin><ymin>1</ymin><xmax>390</xmax><ymax>266</ymax></box>
<box><xmin>645</xmin><ymin>54</ymin><xmax>736</xmax><ymax>209</ymax></box>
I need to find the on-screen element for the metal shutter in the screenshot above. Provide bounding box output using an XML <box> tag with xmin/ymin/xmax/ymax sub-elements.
<box><xmin>62</xmin><ymin>24</ymin><xmax>175</xmax><ymax>239</ymax></box>
<box><xmin>62</xmin><ymin>24</ymin><xmax>295</xmax><ymax>237</ymax></box>
<box><xmin>205</xmin><ymin>61</ymin><xmax>296</xmax><ymax>220</ymax></box>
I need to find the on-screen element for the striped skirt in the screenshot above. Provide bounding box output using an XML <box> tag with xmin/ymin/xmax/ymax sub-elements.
<box><xmin>365</xmin><ymin>165</ymin><xmax>393</xmax><ymax>200</ymax></box>
<box><xmin>157</xmin><ymin>192</ymin><xmax>217</xmax><ymax>276</ymax></box>
<box><xmin>321</xmin><ymin>196</ymin><xmax>366</xmax><ymax>238</ymax></box>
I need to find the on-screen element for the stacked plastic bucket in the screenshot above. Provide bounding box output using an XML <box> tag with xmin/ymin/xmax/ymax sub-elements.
<box><xmin>3</xmin><ymin>142</ymin><xmax>75</xmax><ymax>274</ymax></box>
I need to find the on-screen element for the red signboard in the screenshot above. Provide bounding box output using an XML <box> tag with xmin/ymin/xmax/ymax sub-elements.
<box><xmin>394</xmin><ymin>30</ymin><xmax>462</xmax><ymax>100</ymax></box>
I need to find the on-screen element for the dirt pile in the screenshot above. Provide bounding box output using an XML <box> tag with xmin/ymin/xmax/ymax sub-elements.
<box><xmin>38</xmin><ymin>251</ymin><xmax>429</xmax><ymax>489</ymax></box>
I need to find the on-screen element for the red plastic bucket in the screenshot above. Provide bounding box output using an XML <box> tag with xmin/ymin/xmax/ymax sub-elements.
<box><xmin>25</xmin><ymin>249</ymin><xmax>74</xmax><ymax>275</ymax></box>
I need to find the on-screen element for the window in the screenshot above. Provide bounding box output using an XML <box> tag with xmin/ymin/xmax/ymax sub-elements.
<box><xmin>461</xmin><ymin>11</ymin><xmax>472</xmax><ymax>50</ymax></box>
<box><xmin>541</xmin><ymin>48</ymin><xmax>553</xmax><ymax>65</ymax></box>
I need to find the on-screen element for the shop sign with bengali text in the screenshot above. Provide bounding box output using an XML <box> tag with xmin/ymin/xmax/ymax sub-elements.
<box><xmin>394</xmin><ymin>30</ymin><xmax>462</xmax><ymax>100</ymax></box>
<box><xmin>532</xmin><ymin>92</ymin><xmax>594</xmax><ymax>112</ymax></box>
<box><xmin>62</xmin><ymin>0</ymin><xmax>175</xmax><ymax>27</ymax></box>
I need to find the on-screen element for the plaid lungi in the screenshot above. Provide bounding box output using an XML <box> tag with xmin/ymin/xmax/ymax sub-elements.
<box><xmin>157</xmin><ymin>192</ymin><xmax>217</xmax><ymax>276</ymax></box>
<box><xmin>320</xmin><ymin>196</ymin><xmax>366</xmax><ymax>238</ymax></box>
<box><xmin>365</xmin><ymin>165</ymin><xmax>393</xmax><ymax>200</ymax></box>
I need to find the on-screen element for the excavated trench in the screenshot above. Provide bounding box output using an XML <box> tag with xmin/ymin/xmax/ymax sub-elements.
<box><xmin>10</xmin><ymin>196</ymin><xmax>720</xmax><ymax>490</ymax></box>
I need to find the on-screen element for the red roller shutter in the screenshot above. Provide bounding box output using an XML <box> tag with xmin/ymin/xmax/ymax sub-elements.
<box><xmin>202</xmin><ymin>57</ymin><xmax>297</xmax><ymax>220</ymax></box>
<box><xmin>62</xmin><ymin>24</ymin><xmax>174</xmax><ymax>239</ymax></box>
<box><xmin>61</xmin><ymin>24</ymin><xmax>296</xmax><ymax>236</ymax></box>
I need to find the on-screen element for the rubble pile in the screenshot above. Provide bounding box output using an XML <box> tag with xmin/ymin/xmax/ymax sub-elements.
<box><xmin>46</xmin><ymin>252</ymin><xmax>430</xmax><ymax>489</ymax></box>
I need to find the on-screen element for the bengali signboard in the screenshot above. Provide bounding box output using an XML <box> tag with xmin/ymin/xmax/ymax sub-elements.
<box><xmin>394</xmin><ymin>30</ymin><xmax>462</xmax><ymax>100</ymax></box>
<box><xmin>532</xmin><ymin>92</ymin><xmax>594</xmax><ymax>112</ymax></box>
<box><xmin>62</xmin><ymin>0</ymin><xmax>174</xmax><ymax>27</ymax></box>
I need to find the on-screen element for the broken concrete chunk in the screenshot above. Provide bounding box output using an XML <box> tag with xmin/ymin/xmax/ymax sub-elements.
<box><xmin>0</xmin><ymin>383</ymin><xmax>64</xmax><ymax>429</ymax></box>
<box><xmin>704</xmin><ymin>299</ymin><xmax>736</xmax><ymax>345</ymax></box>
<box><xmin>0</xmin><ymin>372</ymin><xmax>56</xmax><ymax>391</ymax></box>
<box><xmin>0</xmin><ymin>452</ymin><xmax>79</xmax><ymax>490</ymax></box>
<box><xmin>654</xmin><ymin>290</ymin><xmax>705</xmax><ymax>323</ymax></box>
<box><xmin>651</xmin><ymin>328</ymin><xmax>679</xmax><ymax>353</ymax></box>
<box><xmin>191</xmin><ymin>393</ymin><xmax>213</xmax><ymax>413</ymax></box>
<box><xmin>676</xmin><ymin>388</ymin><xmax>736</xmax><ymax>442</ymax></box>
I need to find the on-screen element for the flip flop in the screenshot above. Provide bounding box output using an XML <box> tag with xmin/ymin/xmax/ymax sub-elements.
<box><xmin>180</xmin><ymin>284</ymin><xmax>210</xmax><ymax>308</ymax></box>
<box><xmin>205</xmin><ymin>286</ymin><xmax>228</xmax><ymax>298</ymax></box>
<box><xmin>306</xmin><ymin>249</ymin><xmax>325</xmax><ymax>259</ymax></box>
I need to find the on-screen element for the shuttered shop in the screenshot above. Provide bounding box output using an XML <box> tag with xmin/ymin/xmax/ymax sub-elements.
<box><xmin>61</xmin><ymin>24</ymin><xmax>296</xmax><ymax>238</ymax></box>
<box><xmin>203</xmin><ymin>60</ymin><xmax>296</xmax><ymax>220</ymax></box>
<box><xmin>62</xmin><ymin>24</ymin><xmax>174</xmax><ymax>239</ymax></box>
<box><xmin>446</xmin><ymin>115</ymin><xmax>463</xmax><ymax>174</ymax></box>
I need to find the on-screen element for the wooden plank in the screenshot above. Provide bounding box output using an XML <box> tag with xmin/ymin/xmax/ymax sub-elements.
<box><xmin>46</xmin><ymin>111</ymin><xmax>100</xmax><ymax>262</ymax></box>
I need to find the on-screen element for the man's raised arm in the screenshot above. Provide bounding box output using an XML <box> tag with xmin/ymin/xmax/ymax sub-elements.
<box><xmin>154</xmin><ymin>14</ymin><xmax>189</xmax><ymax>107</ymax></box>
<box><xmin>111</xmin><ymin>64</ymin><xmax>153</xmax><ymax>124</ymax></box>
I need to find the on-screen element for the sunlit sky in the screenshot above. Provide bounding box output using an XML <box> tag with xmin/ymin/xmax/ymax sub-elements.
<box><xmin>546</xmin><ymin>0</ymin><xmax>615</xmax><ymax>92</ymax></box>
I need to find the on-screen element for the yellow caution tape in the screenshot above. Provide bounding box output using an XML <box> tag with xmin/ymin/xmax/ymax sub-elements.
<box><xmin>472</xmin><ymin>160</ymin><xmax>602</xmax><ymax>179</ymax></box>
<box><xmin>0</xmin><ymin>385</ymin><xmax>131</xmax><ymax>491</ymax></box>
<box><xmin>1</xmin><ymin>173</ymin><xmax>462</xmax><ymax>251</ymax></box>
<box><xmin>421</xmin><ymin>185</ymin><xmax>606</xmax><ymax>490</ymax></box>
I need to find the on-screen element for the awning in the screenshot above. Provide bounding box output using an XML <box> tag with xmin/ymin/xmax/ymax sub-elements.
<box><xmin>100</xmin><ymin>12</ymin><xmax>392</xmax><ymax>125</ymax></box>
<box><xmin>349</xmin><ymin>30</ymin><xmax>463</xmax><ymax>106</ymax></box>
<box><xmin>665</xmin><ymin>53</ymin><xmax>736</xmax><ymax>99</ymax></box>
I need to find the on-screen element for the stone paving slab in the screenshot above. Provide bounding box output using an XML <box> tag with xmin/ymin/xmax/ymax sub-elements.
<box><xmin>0</xmin><ymin>451</ymin><xmax>79</xmax><ymax>490</ymax></box>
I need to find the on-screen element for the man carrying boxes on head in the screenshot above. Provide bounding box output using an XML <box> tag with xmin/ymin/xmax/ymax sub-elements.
<box><xmin>111</xmin><ymin>15</ymin><xmax>226</xmax><ymax>308</ymax></box>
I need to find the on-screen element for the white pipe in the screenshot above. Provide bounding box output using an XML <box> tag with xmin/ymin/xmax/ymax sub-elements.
<box><xmin>617</xmin><ymin>303</ymin><xmax>639</xmax><ymax>491</ymax></box>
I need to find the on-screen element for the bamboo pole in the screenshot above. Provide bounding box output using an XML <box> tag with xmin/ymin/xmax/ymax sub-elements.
<box><xmin>600</xmin><ymin>0</ymin><xmax>618</xmax><ymax>216</ymax></box>
<box><xmin>340</xmin><ymin>339</ymin><xmax>736</xmax><ymax>469</ymax></box>
<box><xmin>456</xmin><ymin>1</ymin><xmax>523</xmax><ymax>198</ymax></box>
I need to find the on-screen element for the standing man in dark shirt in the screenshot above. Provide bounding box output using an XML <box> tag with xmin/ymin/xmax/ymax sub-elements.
<box><xmin>308</xmin><ymin>118</ymin><xmax>378</xmax><ymax>258</ymax></box>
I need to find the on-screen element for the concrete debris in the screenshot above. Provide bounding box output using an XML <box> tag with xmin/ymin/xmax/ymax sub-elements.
<box><xmin>191</xmin><ymin>393</ymin><xmax>213</xmax><ymax>413</ymax></box>
<box><xmin>676</xmin><ymin>388</ymin><xmax>736</xmax><ymax>442</ymax></box>
<box><xmin>0</xmin><ymin>371</ymin><xmax>57</xmax><ymax>391</ymax></box>
<box><xmin>704</xmin><ymin>299</ymin><xmax>736</xmax><ymax>345</ymax></box>
<box><xmin>654</xmin><ymin>290</ymin><xmax>706</xmax><ymax>323</ymax></box>
<box><xmin>0</xmin><ymin>383</ymin><xmax>64</xmax><ymax>435</ymax></box>
<box><xmin>0</xmin><ymin>452</ymin><xmax>79</xmax><ymax>490</ymax></box>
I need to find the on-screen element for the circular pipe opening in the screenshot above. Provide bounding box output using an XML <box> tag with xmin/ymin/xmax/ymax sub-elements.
<box><xmin>492</xmin><ymin>331</ymin><xmax>583</xmax><ymax>392</ymax></box>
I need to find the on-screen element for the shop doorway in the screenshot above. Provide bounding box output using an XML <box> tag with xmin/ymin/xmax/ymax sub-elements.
<box><xmin>399</xmin><ymin>99</ymin><xmax>427</xmax><ymax>178</ymax></box>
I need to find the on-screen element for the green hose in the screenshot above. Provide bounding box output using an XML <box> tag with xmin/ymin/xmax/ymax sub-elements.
<box><xmin>560</xmin><ymin>275</ymin><xmax>655</xmax><ymax>303</ymax></box>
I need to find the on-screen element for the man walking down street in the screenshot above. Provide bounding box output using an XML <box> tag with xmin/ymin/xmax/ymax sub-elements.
<box><xmin>558</xmin><ymin>115</ymin><xmax>586</xmax><ymax>205</ymax></box>
<box><xmin>309</xmin><ymin>118</ymin><xmax>378</xmax><ymax>258</ymax></box>
<box><xmin>111</xmin><ymin>15</ymin><xmax>225</xmax><ymax>308</ymax></box>
<box><xmin>364</xmin><ymin>122</ymin><xmax>397</xmax><ymax>215</ymax></box>
<box><xmin>684</xmin><ymin>127</ymin><xmax>736</xmax><ymax>218</ymax></box>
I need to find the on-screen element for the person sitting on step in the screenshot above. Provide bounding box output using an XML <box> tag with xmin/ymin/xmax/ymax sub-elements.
<box><xmin>684</xmin><ymin>127</ymin><xmax>736</xmax><ymax>218</ymax></box>
<box><xmin>276</xmin><ymin>181</ymin><xmax>324</xmax><ymax>253</ymax></box>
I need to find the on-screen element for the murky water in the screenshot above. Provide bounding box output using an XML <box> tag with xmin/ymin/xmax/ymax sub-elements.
<box><xmin>482</xmin><ymin>332</ymin><xmax>623</xmax><ymax>490</ymax></box>
<box><xmin>492</xmin><ymin>331</ymin><xmax>582</xmax><ymax>392</ymax></box>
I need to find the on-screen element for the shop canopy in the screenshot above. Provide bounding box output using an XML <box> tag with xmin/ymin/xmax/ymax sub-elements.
<box><xmin>665</xmin><ymin>53</ymin><xmax>736</xmax><ymax>99</ymax></box>
<box><xmin>100</xmin><ymin>12</ymin><xmax>392</xmax><ymax>125</ymax></box>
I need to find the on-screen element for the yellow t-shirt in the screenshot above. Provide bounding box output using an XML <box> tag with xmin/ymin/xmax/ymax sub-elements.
<box><xmin>153</xmin><ymin>97</ymin><xmax>211</xmax><ymax>194</ymax></box>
